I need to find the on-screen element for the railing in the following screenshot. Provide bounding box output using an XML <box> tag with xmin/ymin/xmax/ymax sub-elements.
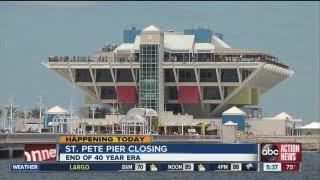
<box><xmin>47</xmin><ymin>56</ymin><xmax>139</xmax><ymax>63</ymax></box>
<box><xmin>48</xmin><ymin>56</ymin><xmax>110</xmax><ymax>63</ymax></box>
<box><xmin>163</xmin><ymin>55</ymin><xmax>288</xmax><ymax>69</ymax></box>
<box><xmin>47</xmin><ymin>54</ymin><xmax>288</xmax><ymax>69</ymax></box>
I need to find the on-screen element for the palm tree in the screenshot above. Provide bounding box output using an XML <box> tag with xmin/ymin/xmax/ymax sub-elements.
<box><xmin>18</xmin><ymin>111</ymin><xmax>32</xmax><ymax>118</ymax></box>
<box><xmin>245</xmin><ymin>122</ymin><xmax>252</xmax><ymax>136</ymax></box>
<box><xmin>4</xmin><ymin>107</ymin><xmax>19</xmax><ymax>118</ymax></box>
<box><xmin>31</xmin><ymin>107</ymin><xmax>45</xmax><ymax>118</ymax></box>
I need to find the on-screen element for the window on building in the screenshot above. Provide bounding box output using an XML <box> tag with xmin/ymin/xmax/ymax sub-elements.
<box><xmin>164</xmin><ymin>52</ymin><xmax>170</xmax><ymax>62</ymax></box>
<box><xmin>139</xmin><ymin>44</ymin><xmax>159</xmax><ymax>111</ymax></box>
<box><xmin>117</xmin><ymin>69</ymin><xmax>134</xmax><ymax>82</ymax></box>
<box><xmin>101</xmin><ymin>87</ymin><xmax>116</xmax><ymax>99</ymax></box>
<box><xmin>221</xmin><ymin>69</ymin><xmax>239</xmax><ymax>82</ymax></box>
<box><xmin>167</xmin><ymin>87</ymin><xmax>178</xmax><ymax>100</ymax></box>
<box><xmin>203</xmin><ymin>87</ymin><xmax>221</xmax><ymax>100</ymax></box>
<box><xmin>179</xmin><ymin>69</ymin><xmax>196</xmax><ymax>82</ymax></box>
<box><xmin>209</xmin><ymin>104</ymin><xmax>218</xmax><ymax>113</ymax></box>
<box><xmin>197</xmin><ymin>53</ymin><xmax>212</xmax><ymax>62</ymax></box>
<box><xmin>165</xmin><ymin>69</ymin><xmax>175</xmax><ymax>82</ymax></box>
<box><xmin>96</xmin><ymin>69</ymin><xmax>113</xmax><ymax>82</ymax></box>
<box><xmin>200</xmin><ymin>69</ymin><xmax>217</xmax><ymax>82</ymax></box>
<box><xmin>75</xmin><ymin>69</ymin><xmax>92</xmax><ymax>82</ymax></box>
<box><xmin>242</xmin><ymin>69</ymin><xmax>252</xmax><ymax>81</ymax></box>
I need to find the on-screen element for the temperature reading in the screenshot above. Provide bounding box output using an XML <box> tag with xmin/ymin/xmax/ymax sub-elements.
<box><xmin>286</xmin><ymin>164</ymin><xmax>294</xmax><ymax>170</ymax></box>
<box><xmin>281</xmin><ymin>163</ymin><xmax>300</xmax><ymax>172</ymax></box>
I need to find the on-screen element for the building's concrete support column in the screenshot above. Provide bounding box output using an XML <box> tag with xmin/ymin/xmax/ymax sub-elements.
<box><xmin>237</xmin><ymin>67</ymin><xmax>242</xmax><ymax>83</ymax></box>
<box><xmin>67</xmin><ymin>63</ymin><xmax>75</xmax><ymax>85</ymax></box>
<box><xmin>129</xmin><ymin>55</ymin><xmax>138</xmax><ymax>89</ymax></box>
<box><xmin>88</xmin><ymin>63</ymin><xmax>100</xmax><ymax>100</ymax></box>
<box><xmin>172</xmin><ymin>67</ymin><xmax>184</xmax><ymax>113</ymax></box>
<box><xmin>193</xmin><ymin>67</ymin><xmax>205</xmax><ymax>114</ymax></box>
<box><xmin>108</xmin><ymin>61</ymin><xmax>122</xmax><ymax>113</ymax></box>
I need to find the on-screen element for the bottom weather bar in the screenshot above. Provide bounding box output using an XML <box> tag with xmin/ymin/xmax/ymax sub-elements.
<box><xmin>10</xmin><ymin>163</ymin><xmax>258</xmax><ymax>172</ymax></box>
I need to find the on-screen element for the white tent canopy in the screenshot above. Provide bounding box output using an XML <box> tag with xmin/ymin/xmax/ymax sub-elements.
<box><xmin>222</xmin><ymin>106</ymin><xmax>246</xmax><ymax>116</ymax></box>
<box><xmin>121</xmin><ymin>114</ymin><xmax>146</xmax><ymax>123</ymax></box>
<box><xmin>131</xmin><ymin>34</ymin><xmax>195</xmax><ymax>52</ymax></box>
<box><xmin>274</xmin><ymin>112</ymin><xmax>293</xmax><ymax>119</ymax></box>
<box><xmin>142</xmin><ymin>25</ymin><xmax>161</xmax><ymax>32</ymax></box>
<box><xmin>164</xmin><ymin>34</ymin><xmax>195</xmax><ymax>51</ymax></box>
<box><xmin>298</xmin><ymin>122</ymin><xmax>320</xmax><ymax>129</ymax></box>
<box><xmin>127</xmin><ymin>107</ymin><xmax>158</xmax><ymax>117</ymax></box>
<box><xmin>114</xmin><ymin>43</ymin><xmax>134</xmax><ymax>53</ymax></box>
<box><xmin>46</xmin><ymin>105</ymin><xmax>69</xmax><ymax>115</ymax></box>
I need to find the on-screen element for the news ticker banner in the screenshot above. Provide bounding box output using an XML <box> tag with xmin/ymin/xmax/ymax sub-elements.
<box><xmin>21</xmin><ymin>142</ymin><xmax>302</xmax><ymax>172</ymax></box>
<box><xmin>58</xmin><ymin>135</ymin><xmax>152</xmax><ymax>144</ymax></box>
<box><xmin>23</xmin><ymin>143</ymin><xmax>257</xmax><ymax>162</ymax></box>
<box><xmin>58</xmin><ymin>144</ymin><xmax>258</xmax><ymax>162</ymax></box>
<box><xmin>23</xmin><ymin>138</ymin><xmax>302</xmax><ymax>166</ymax></box>
<box><xmin>10</xmin><ymin>162</ymin><xmax>258</xmax><ymax>172</ymax></box>
<box><xmin>24</xmin><ymin>135</ymin><xmax>151</xmax><ymax>162</ymax></box>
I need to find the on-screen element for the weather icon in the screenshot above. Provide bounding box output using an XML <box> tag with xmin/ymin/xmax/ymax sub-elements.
<box><xmin>198</xmin><ymin>164</ymin><xmax>206</xmax><ymax>171</ymax></box>
<box><xmin>245</xmin><ymin>163</ymin><xmax>253</xmax><ymax>170</ymax></box>
<box><xmin>150</xmin><ymin>164</ymin><xmax>158</xmax><ymax>171</ymax></box>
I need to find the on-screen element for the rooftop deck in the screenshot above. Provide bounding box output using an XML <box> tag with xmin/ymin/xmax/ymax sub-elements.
<box><xmin>47</xmin><ymin>52</ymin><xmax>288</xmax><ymax>69</ymax></box>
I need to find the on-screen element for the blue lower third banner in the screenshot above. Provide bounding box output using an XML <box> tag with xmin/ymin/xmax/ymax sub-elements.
<box><xmin>58</xmin><ymin>144</ymin><xmax>258</xmax><ymax>162</ymax></box>
<box><xmin>10</xmin><ymin>163</ymin><xmax>258</xmax><ymax>172</ymax></box>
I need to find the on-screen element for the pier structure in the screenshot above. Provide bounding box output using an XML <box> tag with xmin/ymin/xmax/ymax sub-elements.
<box><xmin>42</xmin><ymin>25</ymin><xmax>294</xmax><ymax>119</ymax></box>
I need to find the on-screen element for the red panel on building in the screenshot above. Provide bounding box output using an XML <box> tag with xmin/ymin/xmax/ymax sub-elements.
<box><xmin>117</xmin><ymin>86</ymin><xmax>137</xmax><ymax>103</ymax></box>
<box><xmin>178</xmin><ymin>86</ymin><xmax>199</xmax><ymax>104</ymax></box>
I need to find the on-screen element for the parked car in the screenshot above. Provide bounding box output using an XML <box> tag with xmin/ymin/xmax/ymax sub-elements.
<box><xmin>149</xmin><ymin>130</ymin><xmax>159</xmax><ymax>135</ymax></box>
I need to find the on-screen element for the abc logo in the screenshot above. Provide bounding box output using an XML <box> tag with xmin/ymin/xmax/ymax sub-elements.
<box><xmin>261</xmin><ymin>144</ymin><xmax>279</xmax><ymax>162</ymax></box>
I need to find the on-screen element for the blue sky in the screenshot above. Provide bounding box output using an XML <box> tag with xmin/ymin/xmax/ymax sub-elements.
<box><xmin>0</xmin><ymin>1</ymin><xmax>319</xmax><ymax>122</ymax></box>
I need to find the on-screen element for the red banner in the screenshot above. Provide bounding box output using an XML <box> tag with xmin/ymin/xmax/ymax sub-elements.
<box><xmin>117</xmin><ymin>86</ymin><xmax>137</xmax><ymax>103</ymax></box>
<box><xmin>24</xmin><ymin>144</ymin><xmax>57</xmax><ymax>162</ymax></box>
<box><xmin>178</xmin><ymin>86</ymin><xmax>199</xmax><ymax>104</ymax></box>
